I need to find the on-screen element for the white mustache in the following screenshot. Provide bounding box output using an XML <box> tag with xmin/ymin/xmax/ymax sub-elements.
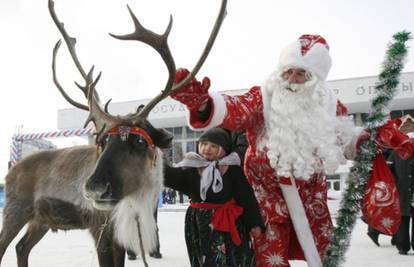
<box><xmin>280</xmin><ymin>74</ymin><xmax>318</xmax><ymax>93</ymax></box>
<box><xmin>283</xmin><ymin>82</ymin><xmax>305</xmax><ymax>92</ymax></box>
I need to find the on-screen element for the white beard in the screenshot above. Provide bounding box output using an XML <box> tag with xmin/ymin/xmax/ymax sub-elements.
<box><xmin>262</xmin><ymin>70</ymin><xmax>354</xmax><ymax>180</ymax></box>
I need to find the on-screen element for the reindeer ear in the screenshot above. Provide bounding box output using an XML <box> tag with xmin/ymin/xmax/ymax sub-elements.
<box><xmin>139</xmin><ymin>120</ymin><xmax>173</xmax><ymax>148</ymax></box>
<box><xmin>152</xmin><ymin>128</ymin><xmax>173</xmax><ymax>149</ymax></box>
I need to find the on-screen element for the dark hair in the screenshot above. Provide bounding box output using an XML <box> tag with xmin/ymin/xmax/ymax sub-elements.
<box><xmin>198</xmin><ymin>128</ymin><xmax>232</xmax><ymax>154</ymax></box>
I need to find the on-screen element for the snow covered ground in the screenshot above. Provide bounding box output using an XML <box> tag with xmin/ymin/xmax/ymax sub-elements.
<box><xmin>1</xmin><ymin>198</ymin><xmax>413</xmax><ymax>267</ymax></box>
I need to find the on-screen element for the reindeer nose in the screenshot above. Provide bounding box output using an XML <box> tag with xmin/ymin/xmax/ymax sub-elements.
<box><xmin>84</xmin><ymin>180</ymin><xmax>113</xmax><ymax>201</ymax></box>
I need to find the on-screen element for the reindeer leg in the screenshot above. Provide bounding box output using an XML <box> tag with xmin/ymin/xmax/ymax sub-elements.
<box><xmin>89</xmin><ymin>225</ymin><xmax>123</xmax><ymax>267</ymax></box>
<box><xmin>112</xmin><ymin>243</ymin><xmax>125</xmax><ymax>267</ymax></box>
<box><xmin>15</xmin><ymin>223</ymin><xmax>49</xmax><ymax>267</ymax></box>
<box><xmin>0</xmin><ymin>200</ymin><xmax>33</xmax><ymax>264</ymax></box>
<box><xmin>90</xmin><ymin>225</ymin><xmax>125</xmax><ymax>267</ymax></box>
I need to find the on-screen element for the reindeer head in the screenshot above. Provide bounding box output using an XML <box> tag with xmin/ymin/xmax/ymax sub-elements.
<box><xmin>48</xmin><ymin>0</ymin><xmax>226</xmax><ymax>210</ymax></box>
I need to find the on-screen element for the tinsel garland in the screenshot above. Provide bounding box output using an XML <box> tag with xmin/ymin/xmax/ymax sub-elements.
<box><xmin>323</xmin><ymin>31</ymin><xmax>412</xmax><ymax>267</ymax></box>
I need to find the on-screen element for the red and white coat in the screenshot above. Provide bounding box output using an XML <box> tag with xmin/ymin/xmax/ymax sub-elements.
<box><xmin>186</xmin><ymin>86</ymin><xmax>355</xmax><ymax>267</ymax></box>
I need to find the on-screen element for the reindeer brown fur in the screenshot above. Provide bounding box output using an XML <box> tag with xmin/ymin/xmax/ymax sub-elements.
<box><xmin>0</xmin><ymin>0</ymin><xmax>227</xmax><ymax>266</ymax></box>
<box><xmin>0</xmin><ymin>146</ymin><xmax>127</xmax><ymax>267</ymax></box>
<box><xmin>0</xmin><ymin>123</ymin><xmax>171</xmax><ymax>267</ymax></box>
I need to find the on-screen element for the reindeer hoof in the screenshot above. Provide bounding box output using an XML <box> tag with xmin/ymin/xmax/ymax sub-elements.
<box><xmin>149</xmin><ymin>251</ymin><xmax>162</xmax><ymax>259</ymax></box>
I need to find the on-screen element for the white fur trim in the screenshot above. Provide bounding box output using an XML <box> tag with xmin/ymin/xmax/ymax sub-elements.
<box><xmin>260</xmin><ymin>86</ymin><xmax>271</xmax><ymax>132</ymax></box>
<box><xmin>344</xmin><ymin>126</ymin><xmax>365</xmax><ymax>160</ymax></box>
<box><xmin>111</xmin><ymin>148</ymin><xmax>164</xmax><ymax>255</ymax></box>
<box><xmin>278</xmin><ymin>41</ymin><xmax>331</xmax><ymax>81</ymax></box>
<box><xmin>280</xmin><ymin>179</ymin><xmax>322</xmax><ymax>267</ymax></box>
<box><xmin>406</xmin><ymin>132</ymin><xmax>414</xmax><ymax>139</ymax></box>
<box><xmin>186</xmin><ymin>91</ymin><xmax>227</xmax><ymax>131</ymax></box>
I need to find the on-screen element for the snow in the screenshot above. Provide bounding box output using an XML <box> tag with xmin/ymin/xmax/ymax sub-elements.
<box><xmin>1</xmin><ymin>199</ymin><xmax>413</xmax><ymax>266</ymax></box>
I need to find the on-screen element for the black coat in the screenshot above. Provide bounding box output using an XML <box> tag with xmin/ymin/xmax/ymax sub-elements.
<box><xmin>388</xmin><ymin>152</ymin><xmax>414</xmax><ymax>216</ymax></box>
<box><xmin>230</xmin><ymin>131</ymin><xmax>248</xmax><ymax>166</ymax></box>
<box><xmin>163</xmin><ymin>164</ymin><xmax>264</xmax><ymax>231</ymax></box>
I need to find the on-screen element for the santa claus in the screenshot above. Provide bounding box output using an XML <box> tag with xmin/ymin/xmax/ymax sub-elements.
<box><xmin>171</xmin><ymin>34</ymin><xmax>363</xmax><ymax>267</ymax></box>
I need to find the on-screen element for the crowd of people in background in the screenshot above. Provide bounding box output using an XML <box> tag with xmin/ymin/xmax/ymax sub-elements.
<box><xmin>162</xmin><ymin>188</ymin><xmax>178</xmax><ymax>204</ymax></box>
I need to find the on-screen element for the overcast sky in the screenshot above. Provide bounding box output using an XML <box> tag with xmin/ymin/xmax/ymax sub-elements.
<box><xmin>0</xmin><ymin>0</ymin><xmax>414</xmax><ymax>179</ymax></box>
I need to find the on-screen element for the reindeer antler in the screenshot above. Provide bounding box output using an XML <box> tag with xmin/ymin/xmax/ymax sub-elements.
<box><xmin>49</xmin><ymin>0</ymin><xmax>226</xmax><ymax>142</ymax></box>
<box><xmin>111</xmin><ymin>0</ymin><xmax>227</xmax><ymax>120</ymax></box>
<box><xmin>49</xmin><ymin>0</ymin><xmax>127</xmax><ymax>141</ymax></box>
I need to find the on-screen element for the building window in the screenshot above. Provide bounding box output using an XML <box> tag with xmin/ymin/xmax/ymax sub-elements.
<box><xmin>333</xmin><ymin>181</ymin><xmax>341</xmax><ymax>191</ymax></box>
<box><xmin>327</xmin><ymin>174</ymin><xmax>340</xmax><ymax>180</ymax></box>
<box><xmin>391</xmin><ymin>109</ymin><xmax>414</xmax><ymax>119</ymax></box>
<box><xmin>163</xmin><ymin>148</ymin><xmax>173</xmax><ymax>164</ymax></box>
<box><xmin>327</xmin><ymin>174</ymin><xmax>341</xmax><ymax>191</ymax></box>
<box><xmin>174</xmin><ymin>127</ymin><xmax>182</xmax><ymax>139</ymax></box>
<box><xmin>186</xmin><ymin>126</ymin><xmax>203</xmax><ymax>139</ymax></box>
<box><xmin>186</xmin><ymin>141</ymin><xmax>197</xmax><ymax>153</ymax></box>
<box><xmin>165</xmin><ymin>127</ymin><xmax>183</xmax><ymax>139</ymax></box>
<box><xmin>353</xmin><ymin>109</ymin><xmax>414</xmax><ymax>124</ymax></box>
<box><xmin>163</xmin><ymin>141</ymin><xmax>184</xmax><ymax>164</ymax></box>
<box><xmin>173</xmin><ymin>142</ymin><xmax>183</xmax><ymax>163</ymax></box>
<box><xmin>186</xmin><ymin>126</ymin><xmax>195</xmax><ymax>139</ymax></box>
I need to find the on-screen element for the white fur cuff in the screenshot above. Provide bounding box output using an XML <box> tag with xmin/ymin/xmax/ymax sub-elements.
<box><xmin>186</xmin><ymin>91</ymin><xmax>227</xmax><ymax>131</ymax></box>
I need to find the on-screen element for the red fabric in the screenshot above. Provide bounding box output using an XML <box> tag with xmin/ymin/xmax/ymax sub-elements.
<box><xmin>170</xmin><ymin>68</ymin><xmax>211</xmax><ymax>111</ymax></box>
<box><xmin>188</xmin><ymin>97</ymin><xmax>214</xmax><ymax>129</ymax></box>
<box><xmin>376</xmin><ymin>118</ymin><xmax>414</xmax><ymax>160</ymax></box>
<box><xmin>336</xmin><ymin>100</ymin><xmax>348</xmax><ymax>116</ymax></box>
<box><xmin>299</xmin><ymin>34</ymin><xmax>329</xmax><ymax>55</ymax></box>
<box><xmin>361</xmin><ymin>118</ymin><xmax>414</xmax><ymax>235</ymax></box>
<box><xmin>190</xmin><ymin>199</ymin><xmax>244</xmax><ymax>246</ymax></box>
<box><xmin>279</xmin><ymin>176</ymin><xmax>292</xmax><ymax>185</ymax></box>
<box><xmin>362</xmin><ymin>153</ymin><xmax>401</xmax><ymax>235</ymax></box>
<box><xmin>252</xmin><ymin>220</ymin><xmax>305</xmax><ymax>267</ymax></box>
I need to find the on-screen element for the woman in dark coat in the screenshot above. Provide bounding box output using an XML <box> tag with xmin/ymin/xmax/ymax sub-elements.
<box><xmin>164</xmin><ymin>128</ymin><xmax>264</xmax><ymax>267</ymax></box>
<box><xmin>388</xmin><ymin>146</ymin><xmax>414</xmax><ymax>255</ymax></box>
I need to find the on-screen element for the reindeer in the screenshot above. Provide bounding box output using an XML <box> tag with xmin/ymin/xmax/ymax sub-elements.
<box><xmin>0</xmin><ymin>0</ymin><xmax>227</xmax><ymax>266</ymax></box>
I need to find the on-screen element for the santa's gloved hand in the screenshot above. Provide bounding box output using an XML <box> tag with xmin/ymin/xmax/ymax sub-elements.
<box><xmin>171</xmin><ymin>68</ymin><xmax>211</xmax><ymax>111</ymax></box>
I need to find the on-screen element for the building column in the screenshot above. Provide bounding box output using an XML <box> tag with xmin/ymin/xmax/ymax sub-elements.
<box><xmin>340</xmin><ymin>173</ymin><xmax>348</xmax><ymax>191</ymax></box>
<box><xmin>354</xmin><ymin>112</ymin><xmax>363</xmax><ymax>126</ymax></box>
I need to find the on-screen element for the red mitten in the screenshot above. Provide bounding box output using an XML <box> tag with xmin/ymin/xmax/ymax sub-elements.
<box><xmin>171</xmin><ymin>68</ymin><xmax>211</xmax><ymax>111</ymax></box>
<box><xmin>376</xmin><ymin>118</ymin><xmax>414</xmax><ymax>160</ymax></box>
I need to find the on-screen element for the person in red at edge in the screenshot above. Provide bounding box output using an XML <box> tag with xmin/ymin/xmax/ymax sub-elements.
<box><xmin>171</xmin><ymin>35</ymin><xmax>366</xmax><ymax>267</ymax></box>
